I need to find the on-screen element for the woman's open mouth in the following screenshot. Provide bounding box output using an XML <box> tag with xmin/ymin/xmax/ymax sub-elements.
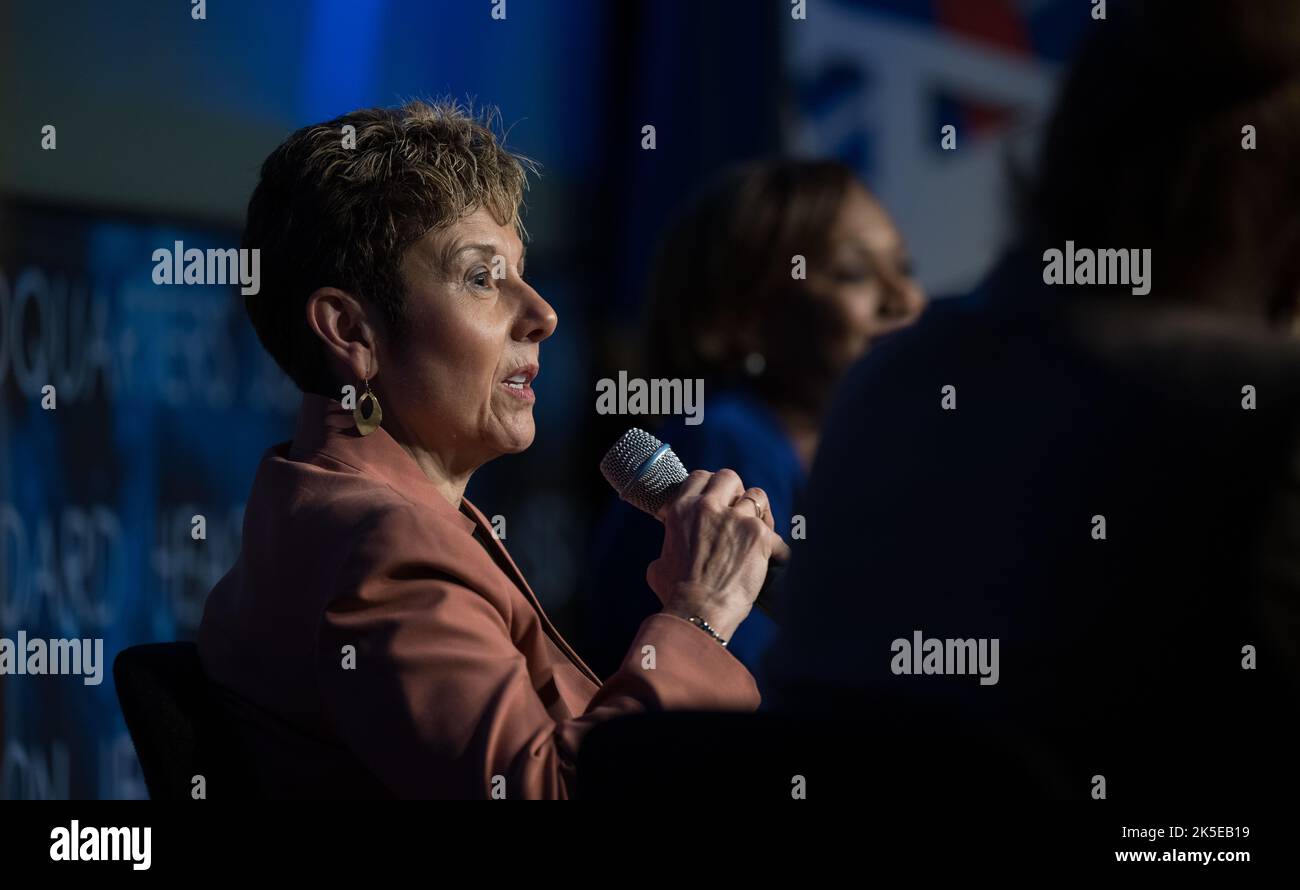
<box><xmin>499</xmin><ymin>366</ymin><xmax>537</xmax><ymax>403</ymax></box>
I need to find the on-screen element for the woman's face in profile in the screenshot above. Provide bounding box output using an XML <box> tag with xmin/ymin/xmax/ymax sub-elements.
<box><xmin>382</xmin><ymin>206</ymin><xmax>557</xmax><ymax>472</ymax></box>
<box><xmin>811</xmin><ymin>184</ymin><xmax>926</xmax><ymax>372</ymax></box>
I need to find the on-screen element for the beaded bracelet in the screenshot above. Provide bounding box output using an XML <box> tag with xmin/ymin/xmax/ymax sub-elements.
<box><xmin>686</xmin><ymin>615</ymin><xmax>728</xmax><ymax>647</ymax></box>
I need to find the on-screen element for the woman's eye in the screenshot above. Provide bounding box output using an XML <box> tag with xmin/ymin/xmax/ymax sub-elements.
<box><xmin>470</xmin><ymin>268</ymin><xmax>492</xmax><ymax>289</ymax></box>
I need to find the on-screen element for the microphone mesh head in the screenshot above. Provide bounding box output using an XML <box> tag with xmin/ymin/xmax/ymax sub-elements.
<box><xmin>600</xmin><ymin>428</ymin><xmax>688</xmax><ymax>516</ymax></box>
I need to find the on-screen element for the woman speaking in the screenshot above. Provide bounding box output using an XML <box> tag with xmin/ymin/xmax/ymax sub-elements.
<box><xmin>196</xmin><ymin>99</ymin><xmax>787</xmax><ymax>799</ymax></box>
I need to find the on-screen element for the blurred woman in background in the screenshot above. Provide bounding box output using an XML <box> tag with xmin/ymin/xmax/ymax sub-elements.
<box><xmin>581</xmin><ymin>159</ymin><xmax>926</xmax><ymax>690</ymax></box>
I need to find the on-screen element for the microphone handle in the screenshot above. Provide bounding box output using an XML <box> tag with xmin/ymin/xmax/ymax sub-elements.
<box><xmin>754</xmin><ymin>561</ymin><xmax>785</xmax><ymax>623</ymax></box>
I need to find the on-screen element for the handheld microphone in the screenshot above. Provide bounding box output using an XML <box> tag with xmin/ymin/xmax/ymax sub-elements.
<box><xmin>600</xmin><ymin>428</ymin><xmax>785</xmax><ymax>622</ymax></box>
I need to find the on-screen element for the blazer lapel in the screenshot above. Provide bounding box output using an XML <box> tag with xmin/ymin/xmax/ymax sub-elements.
<box><xmin>291</xmin><ymin>393</ymin><xmax>605</xmax><ymax>688</ymax></box>
<box><xmin>459</xmin><ymin>498</ymin><xmax>604</xmax><ymax>688</ymax></box>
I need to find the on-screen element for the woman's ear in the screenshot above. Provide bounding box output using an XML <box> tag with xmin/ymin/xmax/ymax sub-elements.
<box><xmin>306</xmin><ymin>287</ymin><xmax>379</xmax><ymax>382</ymax></box>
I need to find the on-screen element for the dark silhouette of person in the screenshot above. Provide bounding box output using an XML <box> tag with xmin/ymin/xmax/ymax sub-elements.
<box><xmin>759</xmin><ymin>0</ymin><xmax>1300</xmax><ymax>799</ymax></box>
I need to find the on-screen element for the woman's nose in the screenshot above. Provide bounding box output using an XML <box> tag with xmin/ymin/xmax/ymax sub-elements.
<box><xmin>878</xmin><ymin>271</ymin><xmax>927</xmax><ymax>326</ymax></box>
<box><xmin>512</xmin><ymin>280</ymin><xmax>558</xmax><ymax>343</ymax></box>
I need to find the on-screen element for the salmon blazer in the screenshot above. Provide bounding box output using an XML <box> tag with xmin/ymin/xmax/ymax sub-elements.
<box><xmin>198</xmin><ymin>393</ymin><xmax>760</xmax><ymax>798</ymax></box>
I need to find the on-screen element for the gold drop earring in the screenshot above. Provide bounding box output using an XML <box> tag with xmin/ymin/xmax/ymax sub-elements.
<box><xmin>354</xmin><ymin>360</ymin><xmax>382</xmax><ymax>436</ymax></box>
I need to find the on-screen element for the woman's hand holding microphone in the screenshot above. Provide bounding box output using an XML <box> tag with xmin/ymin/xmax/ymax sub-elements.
<box><xmin>646</xmin><ymin>468</ymin><xmax>790</xmax><ymax>642</ymax></box>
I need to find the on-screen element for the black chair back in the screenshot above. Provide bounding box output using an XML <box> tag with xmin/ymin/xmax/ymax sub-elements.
<box><xmin>112</xmin><ymin>642</ymin><xmax>252</xmax><ymax>799</ymax></box>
